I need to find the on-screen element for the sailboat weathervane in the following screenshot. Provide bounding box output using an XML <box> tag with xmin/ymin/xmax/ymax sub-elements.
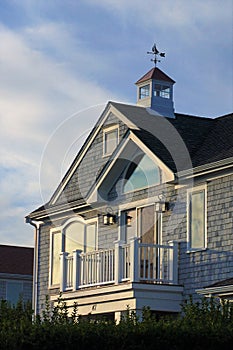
<box><xmin>147</xmin><ymin>43</ymin><xmax>165</xmax><ymax>66</ymax></box>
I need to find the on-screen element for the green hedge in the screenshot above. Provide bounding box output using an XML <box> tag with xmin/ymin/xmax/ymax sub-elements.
<box><xmin>0</xmin><ymin>296</ymin><xmax>233</xmax><ymax>349</ymax></box>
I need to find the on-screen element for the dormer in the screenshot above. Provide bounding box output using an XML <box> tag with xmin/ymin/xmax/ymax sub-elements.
<box><xmin>135</xmin><ymin>67</ymin><xmax>176</xmax><ymax>118</ymax></box>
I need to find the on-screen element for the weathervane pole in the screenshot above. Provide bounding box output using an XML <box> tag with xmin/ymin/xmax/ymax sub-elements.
<box><xmin>147</xmin><ymin>43</ymin><xmax>165</xmax><ymax>66</ymax></box>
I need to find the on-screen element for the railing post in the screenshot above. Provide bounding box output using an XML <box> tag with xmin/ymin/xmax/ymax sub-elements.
<box><xmin>129</xmin><ymin>237</ymin><xmax>139</xmax><ymax>283</ymax></box>
<box><xmin>168</xmin><ymin>241</ymin><xmax>178</xmax><ymax>284</ymax></box>
<box><xmin>114</xmin><ymin>240</ymin><xmax>123</xmax><ymax>284</ymax></box>
<box><xmin>73</xmin><ymin>249</ymin><xmax>82</xmax><ymax>291</ymax></box>
<box><xmin>60</xmin><ymin>252</ymin><xmax>68</xmax><ymax>292</ymax></box>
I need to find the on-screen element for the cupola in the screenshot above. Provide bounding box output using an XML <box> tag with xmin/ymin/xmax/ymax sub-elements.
<box><xmin>135</xmin><ymin>44</ymin><xmax>176</xmax><ymax>118</ymax></box>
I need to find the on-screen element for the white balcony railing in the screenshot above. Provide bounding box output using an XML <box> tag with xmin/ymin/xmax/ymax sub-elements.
<box><xmin>60</xmin><ymin>239</ymin><xmax>178</xmax><ymax>292</ymax></box>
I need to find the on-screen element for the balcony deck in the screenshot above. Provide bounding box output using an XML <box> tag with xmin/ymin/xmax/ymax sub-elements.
<box><xmin>52</xmin><ymin>239</ymin><xmax>182</xmax><ymax>319</ymax></box>
<box><xmin>59</xmin><ymin>238</ymin><xmax>179</xmax><ymax>291</ymax></box>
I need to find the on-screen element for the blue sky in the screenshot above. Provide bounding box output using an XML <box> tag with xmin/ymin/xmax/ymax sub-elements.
<box><xmin>0</xmin><ymin>0</ymin><xmax>232</xmax><ymax>246</ymax></box>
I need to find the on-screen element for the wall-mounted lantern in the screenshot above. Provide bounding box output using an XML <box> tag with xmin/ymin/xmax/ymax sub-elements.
<box><xmin>126</xmin><ymin>214</ymin><xmax>133</xmax><ymax>227</ymax></box>
<box><xmin>155</xmin><ymin>202</ymin><xmax>169</xmax><ymax>212</ymax></box>
<box><xmin>103</xmin><ymin>213</ymin><xmax>116</xmax><ymax>225</ymax></box>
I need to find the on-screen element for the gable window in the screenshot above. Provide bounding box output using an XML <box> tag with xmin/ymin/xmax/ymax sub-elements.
<box><xmin>50</xmin><ymin>218</ymin><xmax>97</xmax><ymax>287</ymax></box>
<box><xmin>103</xmin><ymin>126</ymin><xmax>119</xmax><ymax>156</ymax></box>
<box><xmin>123</xmin><ymin>153</ymin><xmax>161</xmax><ymax>193</ymax></box>
<box><xmin>139</xmin><ymin>84</ymin><xmax>150</xmax><ymax>99</ymax></box>
<box><xmin>187</xmin><ymin>186</ymin><xmax>207</xmax><ymax>251</ymax></box>
<box><xmin>154</xmin><ymin>84</ymin><xmax>170</xmax><ymax>99</ymax></box>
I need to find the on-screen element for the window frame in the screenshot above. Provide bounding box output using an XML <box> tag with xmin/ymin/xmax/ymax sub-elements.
<box><xmin>139</xmin><ymin>84</ymin><xmax>150</xmax><ymax>99</ymax></box>
<box><xmin>103</xmin><ymin>125</ymin><xmax>119</xmax><ymax>157</ymax></box>
<box><xmin>154</xmin><ymin>84</ymin><xmax>171</xmax><ymax>99</ymax></box>
<box><xmin>49</xmin><ymin>217</ymin><xmax>98</xmax><ymax>288</ymax></box>
<box><xmin>187</xmin><ymin>185</ymin><xmax>207</xmax><ymax>253</ymax></box>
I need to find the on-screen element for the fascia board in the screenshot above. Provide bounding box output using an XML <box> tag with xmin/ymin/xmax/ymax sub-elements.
<box><xmin>177</xmin><ymin>157</ymin><xmax>233</xmax><ymax>179</ymax></box>
<box><xmin>196</xmin><ymin>285</ymin><xmax>233</xmax><ymax>296</ymax></box>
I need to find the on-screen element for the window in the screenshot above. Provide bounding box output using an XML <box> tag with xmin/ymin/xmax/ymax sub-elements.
<box><xmin>6</xmin><ymin>281</ymin><xmax>23</xmax><ymax>305</ymax></box>
<box><xmin>187</xmin><ymin>186</ymin><xmax>206</xmax><ymax>251</ymax></box>
<box><xmin>51</xmin><ymin>230</ymin><xmax>62</xmax><ymax>286</ymax></box>
<box><xmin>139</xmin><ymin>84</ymin><xmax>150</xmax><ymax>99</ymax></box>
<box><xmin>103</xmin><ymin>126</ymin><xmax>118</xmax><ymax>156</ymax></box>
<box><xmin>50</xmin><ymin>218</ymin><xmax>97</xmax><ymax>287</ymax></box>
<box><xmin>123</xmin><ymin>154</ymin><xmax>160</xmax><ymax>193</ymax></box>
<box><xmin>154</xmin><ymin>84</ymin><xmax>170</xmax><ymax>99</ymax></box>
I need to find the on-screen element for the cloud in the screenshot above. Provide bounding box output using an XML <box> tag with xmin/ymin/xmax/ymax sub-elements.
<box><xmin>0</xmin><ymin>21</ymin><xmax>118</xmax><ymax>246</ymax></box>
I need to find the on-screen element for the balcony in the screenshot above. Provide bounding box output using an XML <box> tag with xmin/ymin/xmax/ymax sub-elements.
<box><xmin>59</xmin><ymin>238</ymin><xmax>179</xmax><ymax>292</ymax></box>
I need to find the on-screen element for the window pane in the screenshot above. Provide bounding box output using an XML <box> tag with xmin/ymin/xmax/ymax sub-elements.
<box><xmin>123</xmin><ymin>154</ymin><xmax>160</xmax><ymax>193</ymax></box>
<box><xmin>86</xmin><ymin>223</ymin><xmax>97</xmax><ymax>252</ymax></box>
<box><xmin>7</xmin><ymin>281</ymin><xmax>23</xmax><ymax>305</ymax></box>
<box><xmin>51</xmin><ymin>231</ymin><xmax>61</xmax><ymax>285</ymax></box>
<box><xmin>104</xmin><ymin>129</ymin><xmax>118</xmax><ymax>155</ymax></box>
<box><xmin>190</xmin><ymin>190</ymin><xmax>205</xmax><ymax>249</ymax></box>
<box><xmin>154</xmin><ymin>84</ymin><xmax>170</xmax><ymax>99</ymax></box>
<box><xmin>139</xmin><ymin>84</ymin><xmax>150</xmax><ymax>99</ymax></box>
<box><xmin>65</xmin><ymin>222</ymin><xmax>85</xmax><ymax>254</ymax></box>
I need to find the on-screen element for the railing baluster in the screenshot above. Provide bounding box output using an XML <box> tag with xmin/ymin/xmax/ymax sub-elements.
<box><xmin>75</xmin><ymin>242</ymin><xmax>178</xmax><ymax>289</ymax></box>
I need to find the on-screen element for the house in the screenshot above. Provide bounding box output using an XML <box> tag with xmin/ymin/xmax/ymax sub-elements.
<box><xmin>26</xmin><ymin>59</ymin><xmax>233</xmax><ymax>322</ymax></box>
<box><xmin>0</xmin><ymin>245</ymin><xmax>33</xmax><ymax>305</ymax></box>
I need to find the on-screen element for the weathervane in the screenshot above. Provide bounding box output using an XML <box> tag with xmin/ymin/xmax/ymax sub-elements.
<box><xmin>147</xmin><ymin>43</ymin><xmax>165</xmax><ymax>66</ymax></box>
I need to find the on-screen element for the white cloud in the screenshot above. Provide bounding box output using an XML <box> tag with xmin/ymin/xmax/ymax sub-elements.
<box><xmin>0</xmin><ymin>22</ymin><xmax>117</xmax><ymax>245</ymax></box>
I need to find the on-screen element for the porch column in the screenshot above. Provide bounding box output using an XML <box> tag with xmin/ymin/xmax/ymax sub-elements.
<box><xmin>168</xmin><ymin>241</ymin><xmax>179</xmax><ymax>284</ymax></box>
<box><xmin>60</xmin><ymin>252</ymin><xmax>68</xmax><ymax>292</ymax></box>
<box><xmin>73</xmin><ymin>249</ymin><xmax>82</xmax><ymax>291</ymax></box>
<box><xmin>129</xmin><ymin>237</ymin><xmax>139</xmax><ymax>283</ymax></box>
<box><xmin>114</xmin><ymin>240</ymin><xmax>124</xmax><ymax>284</ymax></box>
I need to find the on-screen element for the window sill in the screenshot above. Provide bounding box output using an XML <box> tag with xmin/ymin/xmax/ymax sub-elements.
<box><xmin>102</xmin><ymin>153</ymin><xmax>112</xmax><ymax>158</ymax></box>
<box><xmin>186</xmin><ymin>248</ymin><xmax>208</xmax><ymax>254</ymax></box>
<box><xmin>48</xmin><ymin>284</ymin><xmax>60</xmax><ymax>290</ymax></box>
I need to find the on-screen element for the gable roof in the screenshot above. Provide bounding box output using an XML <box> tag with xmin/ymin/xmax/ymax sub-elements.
<box><xmin>0</xmin><ymin>245</ymin><xmax>33</xmax><ymax>276</ymax></box>
<box><xmin>135</xmin><ymin>67</ymin><xmax>175</xmax><ymax>84</ymax></box>
<box><xmin>27</xmin><ymin>101</ymin><xmax>233</xmax><ymax>218</ymax></box>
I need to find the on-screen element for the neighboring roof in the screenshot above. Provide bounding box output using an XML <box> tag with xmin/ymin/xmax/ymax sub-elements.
<box><xmin>135</xmin><ymin>67</ymin><xmax>175</xmax><ymax>84</ymax></box>
<box><xmin>0</xmin><ymin>245</ymin><xmax>33</xmax><ymax>276</ymax></box>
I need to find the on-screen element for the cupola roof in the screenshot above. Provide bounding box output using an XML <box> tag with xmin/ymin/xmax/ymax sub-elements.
<box><xmin>136</xmin><ymin>67</ymin><xmax>175</xmax><ymax>85</ymax></box>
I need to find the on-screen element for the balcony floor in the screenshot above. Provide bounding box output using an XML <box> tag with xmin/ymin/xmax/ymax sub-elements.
<box><xmin>50</xmin><ymin>281</ymin><xmax>183</xmax><ymax>317</ymax></box>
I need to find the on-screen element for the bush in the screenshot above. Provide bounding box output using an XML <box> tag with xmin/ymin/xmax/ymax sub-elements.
<box><xmin>0</xmin><ymin>296</ymin><xmax>233</xmax><ymax>349</ymax></box>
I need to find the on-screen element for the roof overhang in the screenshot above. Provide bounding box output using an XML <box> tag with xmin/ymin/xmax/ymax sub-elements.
<box><xmin>196</xmin><ymin>284</ymin><xmax>233</xmax><ymax>300</ymax></box>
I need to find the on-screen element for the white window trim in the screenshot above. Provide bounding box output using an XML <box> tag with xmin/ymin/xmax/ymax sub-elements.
<box><xmin>102</xmin><ymin>125</ymin><xmax>119</xmax><ymax>157</ymax></box>
<box><xmin>187</xmin><ymin>184</ymin><xmax>207</xmax><ymax>253</ymax></box>
<box><xmin>49</xmin><ymin>216</ymin><xmax>98</xmax><ymax>289</ymax></box>
<box><xmin>49</xmin><ymin>228</ymin><xmax>62</xmax><ymax>289</ymax></box>
<box><xmin>137</xmin><ymin>81</ymin><xmax>152</xmax><ymax>101</ymax></box>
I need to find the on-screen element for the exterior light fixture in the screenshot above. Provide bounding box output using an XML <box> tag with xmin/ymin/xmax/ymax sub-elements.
<box><xmin>126</xmin><ymin>214</ymin><xmax>133</xmax><ymax>227</ymax></box>
<box><xmin>103</xmin><ymin>213</ymin><xmax>116</xmax><ymax>225</ymax></box>
<box><xmin>155</xmin><ymin>202</ymin><xmax>169</xmax><ymax>212</ymax></box>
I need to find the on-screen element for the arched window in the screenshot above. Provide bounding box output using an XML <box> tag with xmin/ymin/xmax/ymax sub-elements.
<box><xmin>123</xmin><ymin>153</ymin><xmax>160</xmax><ymax>193</ymax></box>
<box><xmin>50</xmin><ymin>217</ymin><xmax>97</xmax><ymax>287</ymax></box>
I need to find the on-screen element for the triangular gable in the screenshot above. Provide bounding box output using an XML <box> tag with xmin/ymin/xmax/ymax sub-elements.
<box><xmin>49</xmin><ymin>102</ymin><xmax>140</xmax><ymax>206</ymax></box>
<box><xmin>87</xmin><ymin>130</ymin><xmax>174</xmax><ymax>203</ymax></box>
